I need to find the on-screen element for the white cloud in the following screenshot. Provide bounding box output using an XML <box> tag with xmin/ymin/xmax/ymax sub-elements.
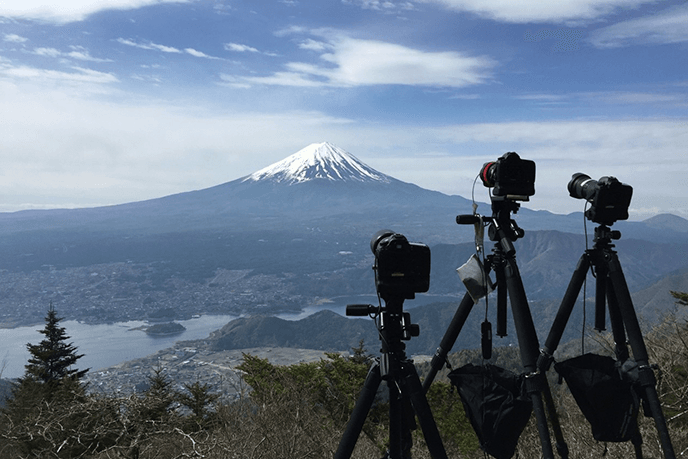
<box><xmin>238</xmin><ymin>35</ymin><xmax>495</xmax><ymax>88</ymax></box>
<box><xmin>3</xmin><ymin>33</ymin><xmax>28</xmax><ymax>43</ymax></box>
<box><xmin>228</xmin><ymin>71</ymin><xmax>327</xmax><ymax>87</ymax></box>
<box><xmin>33</xmin><ymin>47</ymin><xmax>63</xmax><ymax>57</ymax></box>
<box><xmin>0</xmin><ymin>76</ymin><xmax>685</xmax><ymax>219</ymax></box>
<box><xmin>117</xmin><ymin>38</ymin><xmax>181</xmax><ymax>53</ymax></box>
<box><xmin>420</xmin><ymin>0</ymin><xmax>653</xmax><ymax>24</ymax></box>
<box><xmin>298</xmin><ymin>39</ymin><xmax>330</xmax><ymax>51</ymax></box>
<box><xmin>185</xmin><ymin>48</ymin><xmax>220</xmax><ymax>59</ymax></box>
<box><xmin>0</xmin><ymin>64</ymin><xmax>118</xmax><ymax>84</ymax></box>
<box><xmin>0</xmin><ymin>0</ymin><xmax>190</xmax><ymax>24</ymax></box>
<box><xmin>224</xmin><ymin>43</ymin><xmax>260</xmax><ymax>53</ymax></box>
<box><xmin>515</xmin><ymin>93</ymin><xmax>569</xmax><ymax>102</ymax></box>
<box><xmin>343</xmin><ymin>0</ymin><xmax>415</xmax><ymax>12</ymax></box>
<box><xmin>0</xmin><ymin>81</ymin><xmax>358</xmax><ymax>210</ymax></box>
<box><xmin>68</xmin><ymin>46</ymin><xmax>114</xmax><ymax>62</ymax></box>
<box><xmin>584</xmin><ymin>91</ymin><xmax>687</xmax><ymax>105</ymax></box>
<box><xmin>589</xmin><ymin>3</ymin><xmax>688</xmax><ymax>48</ymax></box>
<box><xmin>275</xmin><ymin>26</ymin><xmax>310</xmax><ymax>38</ymax></box>
<box><xmin>33</xmin><ymin>45</ymin><xmax>113</xmax><ymax>62</ymax></box>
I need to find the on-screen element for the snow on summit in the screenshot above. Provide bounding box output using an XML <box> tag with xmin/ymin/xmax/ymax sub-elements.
<box><xmin>245</xmin><ymin>142</ymin><xmax>391</xmax><ymax>184</ymax></box>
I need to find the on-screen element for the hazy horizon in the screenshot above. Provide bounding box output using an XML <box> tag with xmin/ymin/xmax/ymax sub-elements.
<box><xmin>1</xmin><ymin>0</ymin><xmax>686</xmax><ymax>220</ymax></box>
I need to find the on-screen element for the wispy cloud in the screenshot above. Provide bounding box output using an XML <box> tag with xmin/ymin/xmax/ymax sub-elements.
<box><xmin>298</xmin><ymin>39</ymin><xmax>331</xmax><ymax>51</ymax></box>
<box><xmin>224</xmin><ymin>43</ymin><xmax>260</xmax><ymax>53</ymax></box>
<box><xmin>33</xmin><ymin>47</ymin><xmax>63</xmax><ymax>58</ymax></box>
<box><xmin>418</xmin><ymin>0</ymin><xmax>654</xmax><ymax>24</ymax></box>
<box><xmin>0</xmin><ymin>64</ymin><xmax>118</xmax><ymax>84</ymax></box>
<box><xmin>516</xmin><ymin>91</ymin><xmax>688</xmax><ymax>108</ymax></box>
<box><xmin>3</xmin><ymin>33</ymin><xmax>27</xmax><ymax>43</ymax></box>
<box><xmin>589</xmin><ymin>3</ymin><xmax>688</xmax><ymax>48</ymax></box>
<box><xmin>342</xmin><ymin>0</ymin><xmax>416</xmax><ymax>12</ymax></box>
<box><xmin>232</xmin><ymin>33</ymin><xmax>495</xmax><ymax>88</ymax></box>
<box><xmin>0</xmin><ymin>0</ymin><xmax>190</xmax><ymax>24</ymax></box>
<box><xmin>118</xmin><ymin>38</ymin><xmax>221</xmax><ymax>59</ymax></box>
<box><xmin>117</xmin><ymin>38</ymin><xmax>182</xmax><ymax>53</ymax></box>
<box><xmin>583</xmin><ymin>91</ymin><xmax>687</xmax><ymax>105</ymax></box>
<box><xmin>515</xmin><ymin>93</ymin><xmax>569</xmax><ymax>104</ymax></box>
<box><xmin>184</xmin><ymin>48</ymin><xmax>221</xmax><ymax>59</ymax></box>
<box><xmin>33</xmin><ymin>45</ymin><xmax>113</xmax><ymax>62</ymax></box>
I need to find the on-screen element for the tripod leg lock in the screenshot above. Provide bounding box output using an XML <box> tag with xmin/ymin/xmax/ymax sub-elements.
<box><xmin>537</xmin><ymin>350</ymin><xmax>555</xmax><ymax>372</ymax></box>
<box><xmin>524</xmin><ymin>370</ymin><xmax>546</xmax><ymax>394</ymax></box>
<box><xmin>637</xmin><ymin>364</ymin><xmax>657</xmax><ymax>388</ymax></box>
<box><xmin>430</xmin><ymin>346</ymin><xmax>453</xmax><ymax>371</ymax></box>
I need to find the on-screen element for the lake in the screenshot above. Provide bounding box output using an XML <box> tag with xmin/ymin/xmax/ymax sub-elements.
<box><xmin>1</xmin><ymin>315</ymin><xmax>237</xmax><ymax>380</ymax></box>
<box><xmin>1</xmin><ymin>294</ymin><xmax>455</xmax><ymax>379</ymax></box>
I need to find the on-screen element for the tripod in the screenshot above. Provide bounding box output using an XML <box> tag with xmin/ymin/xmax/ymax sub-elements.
<box><xmin>421</xmin><ymin>197</ymin><xmax>567</xmax><ymax>459</ymax></box>
<box><xmin>335</xmin><ymin>294</ymin><xmax>448</xmax><ymax>459</ymax></box>
<box><xmin>537</xmin><ymin>224</ymin><xmax>676</xmax><ymax>459</ymax></box>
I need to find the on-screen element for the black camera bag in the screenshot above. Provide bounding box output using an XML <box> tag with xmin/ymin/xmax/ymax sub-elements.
<box><xmin>554</xmin><ymin>353</ymin><xmax>640</xmax><ymax>443</ymax></box>
<box><xmin>448</xmin><ymin>363</ymin><xmax>532</xmax><ymax>459</ymax></box>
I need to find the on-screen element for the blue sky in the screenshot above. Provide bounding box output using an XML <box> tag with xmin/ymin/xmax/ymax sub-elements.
<box><xmin>0</xmin><ymin>0</ymin><xmax>686</xmax><ymax>219</ymax></box>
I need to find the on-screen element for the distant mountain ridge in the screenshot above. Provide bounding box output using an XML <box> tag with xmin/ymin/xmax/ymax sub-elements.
<box><xmin>0</xmin><ymin>141</ymin><xmax>685</xmax><ymax>241</ymax></box>
<box><xmin>642</xmin><ymin>213</ymin><xmax>688</xmax><ymax>233</ymax></box>
<box><xmin>0</xmin><ymin>142</ymin><xmax>687</xmax><ymax>329</ymax></box>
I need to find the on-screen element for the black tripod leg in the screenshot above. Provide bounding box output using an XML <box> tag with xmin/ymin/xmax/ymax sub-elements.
<box><xmin>605</xmin><ymin>284</ymin><xmax>630</xmax><ymax>362</ymax></box>
<box><xmin>540</xmin><ymin>253</ymin><xmax>590</xmax><ymax>364</ymax></box>
<box><xmin>495</xmin><ymin>261</ymin><xmax>508</xmax><ymax>337</ymax></box>
<box><xmin>388</xmin><ymin>380</ymin><xmax>405</xmax><ymax>459</ymax></box>
<box><xmin>535</xmin><ymin>254</ymin><xmax>593</xmax><ymax>459</ymax></box>
<box><xmin>607</xmin><ymin>254</ymin><xmax>677</xmax><ymax>459</ymax></box>
<box><xmin>335</xmin><ymin>363</ymin><xmax>383</xmax><ymax>459</ymax></box>
<box><xmin>422</xmin><ymin>292</ymin><xmax>475</xmax><ymax>392</ymax></box>
<box><xmin>504</xmin><ymin>257</ymin><xmax>556</xmax><ymax>459</ymax></box>
<box><xmin>401</xmin><ymin>361</ymin><xmax>448</xmax><ymax>459</ymax></box>
<box><xmin>594</xmin><ymin>257</ymin><xmax>608</xmax><ymax>331</ymax></box>
<box><xmin>541</xmin><ymin>377</ymin><xmax>570</xmax><ymax>459</ymax></box>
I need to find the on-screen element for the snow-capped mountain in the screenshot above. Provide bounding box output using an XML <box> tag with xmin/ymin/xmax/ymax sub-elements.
<box><xmin>244</xmin><ymin>142</ymin><xmax>391</xmax><ymax>184</ymax></box>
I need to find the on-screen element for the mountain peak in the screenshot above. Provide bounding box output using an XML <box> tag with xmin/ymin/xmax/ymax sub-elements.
<box><xmin>243</xmin><ymin>142</ymin><xmax>391</xmax><ymax>185</ymax></box>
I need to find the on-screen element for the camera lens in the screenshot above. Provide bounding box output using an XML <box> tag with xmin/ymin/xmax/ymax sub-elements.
<box><xmin>480</xmin><ymin>161</ymin><xmax>497</xmax><ymax>188</ymax></box>
<box><xmin>568</xmin><ymin>173</ymin><xmax>596</xmax><ymax>200</ymax></box>
<box><xmin>370</xmin><ymin>229</ymin><xmax>395</xmax><ymax>254</ymax></box>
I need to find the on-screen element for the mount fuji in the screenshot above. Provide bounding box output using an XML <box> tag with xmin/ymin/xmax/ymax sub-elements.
<box><xmin>0</xmin><ymin>141</ymin><xmax>470</xmax><ymax>241</ymax></box>
<box><xmin>245</xmin><ymin>142</ymin><xmax>392</xmax><ymax>184</ymax></box>
<box><xmin>1</xmin><ymin>141</ymin><xmax>684</xmax><ymax>246</ymax></box>
<box><xmin>0</xmin><ymin>142</ymin><xmax>478</xmax><ymax>278</ymax></box>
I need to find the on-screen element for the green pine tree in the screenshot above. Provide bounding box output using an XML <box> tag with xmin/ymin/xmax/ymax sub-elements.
<box><xmin>2</xmin><ymin>304</ymin><xmax>90</xmax><ymax>456</ymax></box>
<box><xmin>4</xmin><ymin>303</ymin><xmax>88</xmax><ymax>412</ymax></box>
<box><xmin>177</xmin><ymin>380</ymin><xmax>219</xmax><ymax>428</ymax></box>
<box><xmin>140</xmin><ymin>366</ymin><xmax>176</xmax><ymax>422</ymax></box>
<box><xmin>21</xmin><ymin>303</ymin><xmax>89</xmax><ymax>385</ymax></box>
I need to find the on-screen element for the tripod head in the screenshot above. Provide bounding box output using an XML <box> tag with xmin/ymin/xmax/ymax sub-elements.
<box><xmin>457</xmin><ymin>195</ymin><xmax>525</xmax><ymax>257</ymax></box>
<box><xmin>593</xmin><ymin>224</ymin><xmax>621</xmax><ymax>247</ymax></box>
<box><xmin>347</xmin><ymin>296</ymin><xmax>421</xmax><ymax>381</ymax></box>
<box><xmin>346</xmin><ymin>301</ymin><xmax>420</xmax><ymax>343</ymax></box>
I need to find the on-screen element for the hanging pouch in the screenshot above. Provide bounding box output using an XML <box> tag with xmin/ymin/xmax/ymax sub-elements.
<box><xmin>448</xmin><ymin>364</ymin><xmax>532</xmax><ymax>459</ymax></box>
<box><xmin>554</xmin><ymin>353</ymin><xmax>639</xmax><ymax>442</ymax></box>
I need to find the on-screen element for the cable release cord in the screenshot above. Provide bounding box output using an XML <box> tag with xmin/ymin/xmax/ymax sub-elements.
<box><xmin>471</xmin><ymin>174</ymin><xmax>492</xmax><ymax>362</ymax></box>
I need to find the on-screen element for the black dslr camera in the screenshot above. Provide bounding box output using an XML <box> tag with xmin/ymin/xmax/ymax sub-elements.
<box><xmin>568</xmin><ymin>173</ymin><xmax>633</xmax><ymax>226</ymax></box>
<box><xmin>480</xmin><ymin>152</ymin><xmax>536</xmax><ymax>200</ymax></box>
<box><xmin>371</xmin><ymin>230</ymin><xmax>430</xmax><ymax>300</ymax></box>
